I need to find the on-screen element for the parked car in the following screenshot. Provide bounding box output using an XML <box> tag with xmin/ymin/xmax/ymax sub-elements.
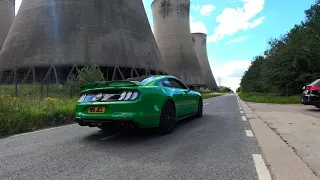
<box><xmin>75</xmin><ymin>75</ymin><xmax>203</xmax><ymax>134</ymax></box>
<box><xmin>301</xmin><ymin>79</ymin><xmax>320</xmax><ymax>108</ymax></box>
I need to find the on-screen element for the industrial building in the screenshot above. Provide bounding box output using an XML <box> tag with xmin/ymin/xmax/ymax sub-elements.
<box><xmin>0</xmin><ymin>0</ymin><xmax>167</xmax><ymax>84</ymax></box>
<box><xmin>151</xmin><ymin>0</ymin><xmax>204</xmax><ymax>86</ymax></box>
<box><xmin>192</xmin><ymin>33</ymin><xmax>218</xmax><ymax>90</ymax></box>
<box><xmin>0</xmin><ymin>0</ymin><xmax>15</xmax><ymax>50</ymax></box>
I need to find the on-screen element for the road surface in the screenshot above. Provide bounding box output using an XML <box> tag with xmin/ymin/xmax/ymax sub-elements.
<box><xmin>0</xmin><ymin>94</ymin><xmax>268</xmax><ymax>180</ymax></box>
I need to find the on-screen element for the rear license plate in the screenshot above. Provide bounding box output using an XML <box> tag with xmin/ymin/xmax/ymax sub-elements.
<box><xmin>88</xmin><ymin>107</ymin><xmax>106</xmax><ymax>114</ymax></box>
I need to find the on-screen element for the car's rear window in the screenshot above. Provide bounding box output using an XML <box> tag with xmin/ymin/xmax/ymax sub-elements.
<box><xmin>126</xmin><ymin>76</ymin><xmax>158</xmax><ymax>84</ymax></box>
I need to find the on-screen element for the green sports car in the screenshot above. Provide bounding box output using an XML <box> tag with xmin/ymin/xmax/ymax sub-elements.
<box><xmin>75</xmin><ymin>75</ymin><xmax>203</xmax><ymax>134</ymax></box>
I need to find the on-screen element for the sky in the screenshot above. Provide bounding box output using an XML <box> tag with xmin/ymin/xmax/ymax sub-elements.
<box><xmin>15</xmin><ymin>0</ymin><xmax>316</xmax><ymax>91</ymax></box>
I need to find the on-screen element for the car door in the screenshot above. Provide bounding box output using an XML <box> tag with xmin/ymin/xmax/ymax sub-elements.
<box><xmin>161</xmin><ymin>78</ymin><xmax>186</xmax><ymax>118</ymax></box>
<box><xmin>167</xmin><ymin>78</ymin><xmax>194</xmax><ymax>118</ymax></box>
<box><xmin>187</xmin><ymin>88</ymin><xmax>200</xmax><ymax>113</ymax></box>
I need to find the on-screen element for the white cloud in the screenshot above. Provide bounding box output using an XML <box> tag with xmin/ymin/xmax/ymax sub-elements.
<box><xmin>210</xmin><ymin>59</ymin><xmax>251</xmax><ymax>91</ymax></box>
<box><xmin>190</xmin><ymin>16</ymin><xmax>207</xmax><ymax>33</ymax></box>
<box><xmin>200</xmin><ymin>4</ymin><xmax>216</xmax><ymax>16</ymax></box>
<box><xmin>208</xmin><ymin>0</ymin><xmax>265</xmax><ymax>43</ymax></box>
<box><xmin>226</xmin><ymin>36</ymin><xmax>247</xmax><ymax>45</ymax></box>
<box><xmin>249</xmin><ymin>16</ymin><xmax>265</xmax><ymax>28</ymax></box>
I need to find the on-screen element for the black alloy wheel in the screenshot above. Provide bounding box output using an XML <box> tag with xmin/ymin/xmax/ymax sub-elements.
<box><xmin>158</xmin><ymin>101</ymin><xmax>176</xmax><ymax>134</ymax></box>
<box><xmin>195</xmin><ymin>98</ymin><xmax>203</xmax><ymax>117</ymax></box>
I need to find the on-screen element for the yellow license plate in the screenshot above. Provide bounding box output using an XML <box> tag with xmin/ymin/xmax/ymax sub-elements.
<box><xmin>88</xmin><ymin>107</ymin><xmax>106</xmax><ymax>113</ymax></box>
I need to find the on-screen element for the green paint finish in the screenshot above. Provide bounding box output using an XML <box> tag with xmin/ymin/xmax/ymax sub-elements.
<box><xmin>75</xmin><ymin>75</ymin><xmax>202</xmax><ymax>128</ymax></box>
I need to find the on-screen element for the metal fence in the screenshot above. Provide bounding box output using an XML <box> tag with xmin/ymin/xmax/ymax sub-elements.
<box><xmin>0</xmin><ymin>78</ymin><xmax>78</xmax><ymax>101</ymax></box>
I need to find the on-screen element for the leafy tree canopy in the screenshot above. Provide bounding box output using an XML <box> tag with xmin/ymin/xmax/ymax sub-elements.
<box><xmin>240</xmin><ymin>1</ymin><xmax>320</xmax><ymax>96</ymax></box>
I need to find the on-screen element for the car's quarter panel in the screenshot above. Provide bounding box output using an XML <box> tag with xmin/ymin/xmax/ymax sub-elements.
<box><xmin>188</xmin><ymin>90</ymin><xmax>201</xmax><ymax>113</ymax></box>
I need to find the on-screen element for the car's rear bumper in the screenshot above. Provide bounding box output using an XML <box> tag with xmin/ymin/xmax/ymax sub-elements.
<box><xmin>301</xmin><ymin>94</ymin><xmax>320</xmax><ymax>105</ymax></box>
<box><xmin>75</xmin><ymin>101</ymin><xmax>161</xmax><ymax>128</ymax></box>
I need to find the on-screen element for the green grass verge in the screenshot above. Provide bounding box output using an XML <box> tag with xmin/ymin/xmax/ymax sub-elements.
<box><xmin>201</xmin><ymin>92</ymin><xmax>227</xmax><ymax>99</ymax></box>
<box><xmin>238</xmin><ymin>92</ymin><xmax>301</xmax><ymax>104</ymax></box>
<box><xmin>0</xmin><ymin>95</ymin><xmax>77</xmax><ymax>136</ymax></box>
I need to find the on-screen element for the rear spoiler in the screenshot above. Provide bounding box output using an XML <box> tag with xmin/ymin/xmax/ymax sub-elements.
<box><xmin>80</xmin><ymin>80</ymin><xmax>142</xmax><ymax>90</ymax></box>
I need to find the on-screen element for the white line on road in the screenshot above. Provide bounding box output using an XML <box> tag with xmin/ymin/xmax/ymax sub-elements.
<box><xmin>240</xmin><ymin>110</ymin><xmax>244</xmax><ymax>113</ymax></box>
<box><xmin>245</xmin><ymin>130</ymin><xmax>254</xmax><ymax>137</ymax></box>
<box><xmin>100</xmin><ymin>132</ymin><xmax>124</xmax><ymax>141</ymax></box>
<box><xmin>252</xmin><ymin>154</ymin><xmax>272</xmax><ymax>180</ymax></box>
<box><xmin>10</xmin><ymin>124</ymin><xmax>77</xmax><ymax>138</ymax></box>
<box><xmin>204</xmin><ymin>103</ymin><xmax>209</xmax><ymax>106</ymax></box>
<box><xmin>242</xmin><ymin>116</ymin><xmax>247</xmax><ymax>121</ymax></box>
<box><xmin>239</xmin><ymin>107</ymin><xmax>242</xmax><ymax>110</ymax></box>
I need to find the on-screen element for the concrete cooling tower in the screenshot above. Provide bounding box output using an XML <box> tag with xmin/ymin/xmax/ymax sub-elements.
<box><xmin>151</xmin><ymin>0</ymin><xmax>204</xmax><ymax>85</ymax></box>
<box><xmin>0</xmin><ymin>0</ymin><xmax>167</xmax><ymax>84</ymax></box>
<box><xmin>0</xmin><ymin>0</ymin><xmax>15</xmax><ymax>50</ymax></box>
<box><xmin>192</xmin><ymin>33</ymin><xmax>218</xmax><ymax>90</ymax></box>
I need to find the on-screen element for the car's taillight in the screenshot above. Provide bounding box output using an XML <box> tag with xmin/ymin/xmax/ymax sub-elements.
<box><xmin>311</xmin><ymin>86</ymin><xmax>319</xmax><ymax>91</ymax></box>
<box><xmin>78</xmin><ymin>94</ymin><xmax>86</xmax><ymax>102</ymax></box>
<box><xmin>306</xmin><ymin>86</ymin><xmax>319</xmax><ymax>91</ymax></box>
<box><xmin>118</xmin><ymin>91</ymin><xmax>139</xmax><ymax>101</ymax></box>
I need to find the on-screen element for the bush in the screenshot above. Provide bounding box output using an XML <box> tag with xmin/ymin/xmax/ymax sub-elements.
<box><xmin>67</xmin><ymin>64</ymin><xmax>105</xmax><ymax>93</ymax></box>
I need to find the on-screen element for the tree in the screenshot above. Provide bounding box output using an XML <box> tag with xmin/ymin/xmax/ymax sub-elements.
<box><xmin>239</xmin><ymin>1</ymin><xmax>320</xmax><ymax>96</ymax></box>
<box><xmin>67</xmin><ymin>64</ymin><xmax>105</xmax><ymax>93</ymax></box>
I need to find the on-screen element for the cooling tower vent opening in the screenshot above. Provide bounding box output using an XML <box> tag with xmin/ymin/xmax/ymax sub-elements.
<box><xmin>0</xmin><ymin>65</ymin><xmax>167</xmax><ymax>85</ymax></box>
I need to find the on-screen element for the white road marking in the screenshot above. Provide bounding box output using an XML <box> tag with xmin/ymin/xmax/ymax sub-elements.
<box><xmin>240</xmin><ymin>110</ymin><xmax>244</xmax><ymax>113</ymax></box>
<box><xmin>239</xmin><ymin>107</ymin><xmax>242</xmax><ymax>110</ymax></box>
<box><xmin>100</xmin><ymin>132</ymin><xmax>124</xmax><ymax>141</ymax></box>
<box><xmin>245</xmin><ymin>130</ymin><xmax>254</xmax><ymax>137</ymax></box>
<box><xmin>242</xmin><ymin>116</ymin><xmax>247</xmax><ymax>121</ymax></box>
<box><xmin>204</xmin><ymin>103</ymin><xmax>209</xmax><ymax>106</ymax></box>
<box><xmin>10</xmin><ymin>124</ymin><xmax>77</xmax><ymax>138</ymax></box>
<box><xmin>252</xmin><ymin>154</ymin><xmax>272</xmax><ymax>180</ymax></box>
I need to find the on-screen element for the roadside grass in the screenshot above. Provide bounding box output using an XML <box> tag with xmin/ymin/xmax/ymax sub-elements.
<box><xmin>238</xmin><ymin>92</ymin><xmax>301</xmax><ymax>104</ymax></box>
<box><xmin>196</xmin><ymin>87</ymin><xmax>228</xmax><ymax>99</ymax></box>
<box><xmin>201</xmin><ymin>92</ymin><xmax>227</xmax><ymax>99</ymax></box>
<box><xmin>0</xmin><ymin>93</ymin><xmax>77</xmax><ymax>136</ymax></box>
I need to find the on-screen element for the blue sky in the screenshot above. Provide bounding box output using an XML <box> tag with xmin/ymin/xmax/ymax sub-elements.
<box><xmin>15</xmin><ymin>0</ymin><xmax>316</xmax><ymax>90</ymax></box>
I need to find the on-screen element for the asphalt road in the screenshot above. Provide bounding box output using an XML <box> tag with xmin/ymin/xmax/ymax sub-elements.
<box><xmin>0</xmin><ymin>94</ymin><xmax>262</xmax><ymax>180</ymax></box>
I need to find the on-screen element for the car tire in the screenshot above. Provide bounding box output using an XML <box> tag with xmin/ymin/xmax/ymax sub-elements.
<box><xmin>195</xmin><ymin>98</ymin><xmax>203</xmax><ymax>118</ymax></box>
<box><xmin>158</xmin><ymin>101</ymin><xmax>176</xmax><ymax>135</ymax></box>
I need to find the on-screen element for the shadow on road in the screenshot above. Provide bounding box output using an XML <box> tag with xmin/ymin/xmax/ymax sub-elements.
<box><xmin>81</xmin><ymin>115</ymin><xmax>210</xmax><ymax>144</ymax></box>
<box><xmin>305</xmin><ymin>108</ymin><xmax>320</xmax><ymax>112</ymax></box>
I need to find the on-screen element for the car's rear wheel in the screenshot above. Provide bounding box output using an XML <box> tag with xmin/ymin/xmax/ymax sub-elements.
<box><xmin>158</xmin><ymin>101</ymin><xmax>176</xmax><ymax>134</ymax></box>
<box><xmin>195</xmin><ymin>98</ymin><xmax>203</xmax><ymax>118</ymax></box>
